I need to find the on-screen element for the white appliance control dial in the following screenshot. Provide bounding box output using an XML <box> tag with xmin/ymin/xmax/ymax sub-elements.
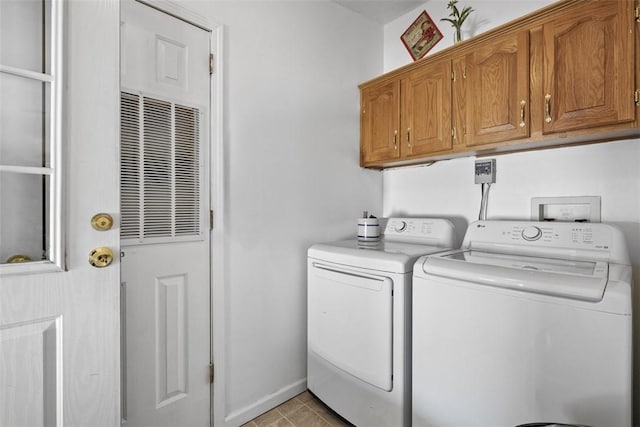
<box><xmin>521</xmin><ymin>226</ymin><xmax>542</xmax><ymax>241</ymax></box>
<box><xmin>394</xmin><ymin>221</ymin><xmax>408</xmax><ymax>232</ymax></box>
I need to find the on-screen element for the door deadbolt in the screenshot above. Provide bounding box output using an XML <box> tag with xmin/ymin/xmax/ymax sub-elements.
<box><xmin>89</xmin><ymin>247</ymin><xmax>114</xmax><ymax>268</ymax></box>
<box><xmin>91</xmin><ymin>213</ymin><xmax>114</xmax><ymax>231</ymax></box>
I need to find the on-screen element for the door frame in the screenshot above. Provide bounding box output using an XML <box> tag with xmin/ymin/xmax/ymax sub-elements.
<box><xmin>122</xmin><ymin>1</ymin><xmax>225</xmax><ymax>425</ymax></box>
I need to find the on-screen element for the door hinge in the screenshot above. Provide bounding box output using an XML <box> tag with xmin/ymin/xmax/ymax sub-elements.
<box><xmin>635</xmin><ymin>89</ymin><xmax>640</xmax><ymax>106</ymax></box>
<box><xmin>209</xmin><ymin>53</ymin><xmax>214</xmax><ymax>75</ymax></box>
<box><xmin>635</xmin><ymin>6</ymin><xmax>640</xmax><ymax>22</ymax></box>
<box><xmin>451</xmin><ymin>71</ymin><xmax>455</xmax><ymax>81</ymax></box>
<box><xmin>209</xmin><ymin>363</ymin><xmax>214</xmax><ymax>384</ymax></box>
<box><xmin>209</xmin><ymin>210</ymin><xmax>214</xmax><ymax>230</ymax></box>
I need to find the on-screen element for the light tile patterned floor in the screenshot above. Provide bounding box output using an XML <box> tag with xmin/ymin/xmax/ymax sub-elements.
<box><xmin>241</xmin><ymin>390</ymin><xmax>353</xmax><ymax>427</ymax></box>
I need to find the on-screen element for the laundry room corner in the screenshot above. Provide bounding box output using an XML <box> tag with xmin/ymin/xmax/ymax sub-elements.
<box><xmin>182</xmin><ymin>1</ymin><xmax>384</xmax><ymax>425</ymax></box>
<box><xmin>5</xmin><ymin>0</ymin><xmax>640</xmax><ymax>426</ymax></box>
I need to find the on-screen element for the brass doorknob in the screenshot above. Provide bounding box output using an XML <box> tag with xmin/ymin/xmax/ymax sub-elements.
<box><xmin>6</xmin><ymin>254</ymin><xmax>32</xmax><ymax>263</ymax></box>
<box><xmin>91</xmin><ymin>213</ymin><xmax>114</xmax><ymax>231</ymax></box>
<box><xmin>89</xmin><ymin>247</ymin><xmax>114</xmax><ymax>268</ymax></box>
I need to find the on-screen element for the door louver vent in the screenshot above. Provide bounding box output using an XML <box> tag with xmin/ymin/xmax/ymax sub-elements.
<box><xmin>120</xmin><ymin>92</ymin><xmax>202</xmax><ymax>243</ymax></box>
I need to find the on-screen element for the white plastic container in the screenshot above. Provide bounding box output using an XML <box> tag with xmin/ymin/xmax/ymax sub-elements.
<box><xmin>358</xmin><ymin>217</ymin><xmax>380</xmax><ymax>242</ymax></box>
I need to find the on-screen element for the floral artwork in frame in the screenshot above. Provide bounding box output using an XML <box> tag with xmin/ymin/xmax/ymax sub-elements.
<box><xmin>400</xmin><ymin>10</ymin><xmax>443</xmax><ymax>61</ymax></box>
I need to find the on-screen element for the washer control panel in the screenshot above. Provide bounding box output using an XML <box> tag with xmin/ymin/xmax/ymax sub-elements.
<box><xmin>467</xmin><ymin>221</ymin><xmax>612</xmax><ymax>250</ymax></box>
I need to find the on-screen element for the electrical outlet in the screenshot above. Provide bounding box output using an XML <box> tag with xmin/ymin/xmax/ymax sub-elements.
<box><xmin>475</xmin><ymin>159</ymin><xmax>496</xmax><ymax>184</ymax></box>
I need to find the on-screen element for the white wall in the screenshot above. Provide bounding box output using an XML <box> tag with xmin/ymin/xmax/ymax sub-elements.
<box><xmin>383</xmin><ymin>140</ymin><xmax>640</xmax><ymax>250</ymax></box>
<box><xmin>180</xmin><ymin>1</ymin><xmax>384</xmax><ymax>425</ymax></box>
<box><xmin>384</xmin><ymin>0</ymin><xmax>551</xmax><ymax>71</ymax></box>
<box><xmin>383</xmin><ymin>1</ymin><xmax>640</xmax><ymax>422</ymax></box>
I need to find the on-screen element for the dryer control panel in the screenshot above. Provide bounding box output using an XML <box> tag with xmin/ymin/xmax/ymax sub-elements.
<box><xmin>384</xmin><ymin>218</ymin><xmax>456</xmax><ymax>247</ymax></box>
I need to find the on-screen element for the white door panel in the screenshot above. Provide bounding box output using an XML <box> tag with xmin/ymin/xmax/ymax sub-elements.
<box><xmin>121</xmin><ymin>243</ymin><xmax>210</xmax><ymax>425</ymax></box>
<box><xmin>120</xmin><ymin>1</ymin><xmax>211</xmax><ymax>426</ymax></box>
<box><xmin>121</xmin><ymin>0</ymin><xmax>209</xmax><ymax>107</ymax></box>
<box><xmin>1</xmin><ymin>314</ymin><xmax>61</xmax><ymax>426</ymax></box>
<box><xmin>1</xmin><ymin>1</ymin><xmax>121</xmax><ymax>426</ymax></box>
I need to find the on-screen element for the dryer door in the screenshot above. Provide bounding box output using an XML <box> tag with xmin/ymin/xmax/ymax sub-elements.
<box><xmin>308</xmin><ymin>261</ymin><xmax>393</xmax><ymax>391</ymax></box>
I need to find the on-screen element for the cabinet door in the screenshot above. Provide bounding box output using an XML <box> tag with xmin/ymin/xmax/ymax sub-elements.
<box><xmin>402</xmin><ymin>59</ymin><xmax>452</xmax><ymax>157</ymax></box>
<box><xmin>542</xmin><ymin>1</ymin><xmax>634</xmax><ymax>134</ymax></box>
<box><xmin>464</xmin><ymin>31</ymin><xmax>530</xmax><ymax>146</ymax></box>
<box><xmin>360</xmin><ymin>80</ymin><xmax>400</xmax><ymax>165</ymax></box>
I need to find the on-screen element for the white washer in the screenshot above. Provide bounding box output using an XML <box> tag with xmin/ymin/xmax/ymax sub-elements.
<box><xmin>412</xmin><ymin>220</ymin><xmax>633</xmax><ymax>427</ymax></box>
<box><xmin>307</xmin><ymin>218</ymin><xmax>456</xmax><ymax>427</ymax></box>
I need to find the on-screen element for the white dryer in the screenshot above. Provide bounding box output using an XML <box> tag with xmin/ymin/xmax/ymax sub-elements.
<box><xmin>307</xmin><ymin>218</ymin><xmax>456</xmax><ymax>427</ymax></box>
<box><xmin>412</xmin><ymin>220</ymin><xmax>633</xmax><ymax>427</ymax></box>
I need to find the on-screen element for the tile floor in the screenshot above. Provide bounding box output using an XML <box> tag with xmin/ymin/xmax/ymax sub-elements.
<box><xmin>241</xmin><ymin>390</ymin><xmax>353</xmax><ymax>427</ymax></box>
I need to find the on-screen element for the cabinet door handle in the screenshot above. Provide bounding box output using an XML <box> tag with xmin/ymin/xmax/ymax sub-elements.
<box><xmin>407</xmin><ymin>128</ymin><xmax>412</xmax><ymax>148</ymax></box>
<box><xmin>519</xmin><ymin>99</ymin><xmax>526</xmax><ymax>128</ymax></box>
<box><xmin>544</xmin><ymin>94</ymin><xmax>552</xmax><ymax>123</ymax></box>
<box><xmin>393</xmin><ymin>130</ymin><xmax>398</xmax><ymax>150</ymax></box>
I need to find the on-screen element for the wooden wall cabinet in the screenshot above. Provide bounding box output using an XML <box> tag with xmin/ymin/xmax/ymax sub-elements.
<box><xmin>359</xmin><ymin>0</ymin><xmax>638</xmax><ymax>169</ymax></box>
<box><xmin>458</xmin><ymin>31</ymin><xmax>530</xmax><ymax>147</ymax></box>
<box><xmin>541</xmin><ymin>0</ymin><xmax>634</xmax><ymax>134</ymax></box>
<box><xmin>360</xmin><ymin>80</ymin><xmax>400</xmax><ymax>165</ymax></box>
<box><xmin>360</xmin><ymin>59</ymin><xmax>452</xmax><ymax>166</ymax></box>
<box><xmin>401</xmin><ymin>59</ymin><xmax>452</xmax><ymax>158</ymax></box>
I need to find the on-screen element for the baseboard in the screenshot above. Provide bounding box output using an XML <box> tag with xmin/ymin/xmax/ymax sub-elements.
<box><xmin>223</xmin><ymin>378</ymin><xmax>307</xmax><ymax>427</ymax></box>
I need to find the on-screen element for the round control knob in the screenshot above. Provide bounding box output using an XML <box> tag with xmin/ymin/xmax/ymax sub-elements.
<box><xmin>394</xmin><ymin>221</ymin><xmax>407</xmax><ymax>233</ymax></box>
<box><xmin>521</xmin><ymin>226</ymin><xmax>542</xmax><ymax>241</ymax></box>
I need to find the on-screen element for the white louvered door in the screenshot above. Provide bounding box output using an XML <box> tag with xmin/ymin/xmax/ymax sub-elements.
<box><xmin>120</xmin><ymin>1</ymin><xmax>211</xmax><ymax>426</ymax></box>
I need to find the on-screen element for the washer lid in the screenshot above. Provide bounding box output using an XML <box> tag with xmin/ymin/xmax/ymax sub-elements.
<box><xmin>308</xmin><ymin>239</ymin><xmax>450</xmax><ymax>274</ymax></box>
<box><xmin>421</xmin><ymin>250</ymin><xmax>609</xmax><ymax>302</ymax></box>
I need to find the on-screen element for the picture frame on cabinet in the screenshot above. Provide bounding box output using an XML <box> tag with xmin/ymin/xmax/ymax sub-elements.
<box><xmin>400</xmin><ymin>10</ymin><xmax>443</xmax><ymax>61</ymax></box>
